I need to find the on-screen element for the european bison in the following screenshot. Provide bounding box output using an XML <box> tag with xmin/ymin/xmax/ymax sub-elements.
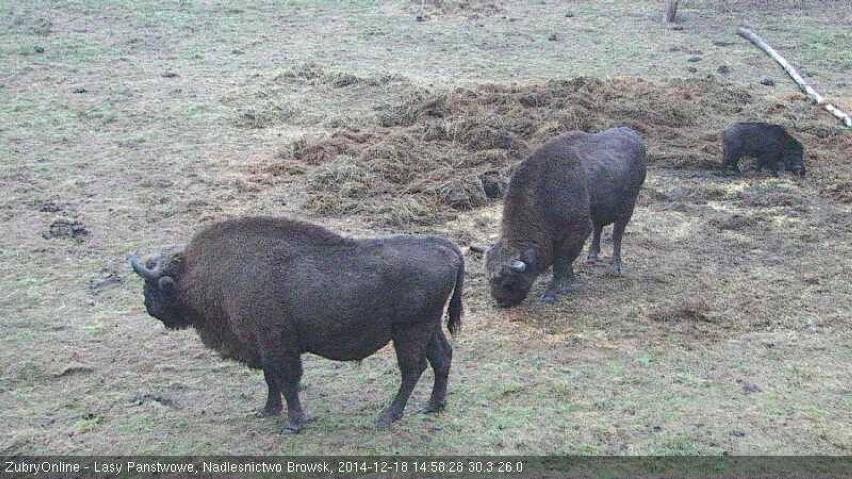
<box><xmin>484</xmin><ymin>127</ymin><xmax>646</xmax><ymax>307</ymax></box>
<box><xmin>722</xmin><ymin>122</ymin><xmax>805</xmax><ymax>176</ymax></box>
<box><xmin>128</xmin><ymin>217</ymin><xmax>463</xmax><ymax>433</ymax></box>
<box><xmin>484</xmin><ymin>131</ymin><xmax>592</xmax><ymax>307</ymax></box>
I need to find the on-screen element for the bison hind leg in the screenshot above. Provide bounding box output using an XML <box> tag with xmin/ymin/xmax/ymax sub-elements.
<box><xmin>610</xmin><ymin>214</ymin><xmax>634</xmax><ymax>276</ymax></box>
<box><xmin>585</xmin><ymin>223</ymin><xmax>604</xmax><ymax>264</ymax></box>
<box><xmin>419</xmin><ymin>329</ymin><xmax>452</xmax><ymax>414</ymax></box>
<box><xmin>377</xmin><ymin>323</ymin><xmax>432</xmax><ymax>428</ymax></box>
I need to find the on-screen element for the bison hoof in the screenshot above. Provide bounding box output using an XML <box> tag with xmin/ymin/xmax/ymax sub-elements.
<box><xmin>418</xmin><ymin>402</ymin><xmax>446</xmax><ymax>414</ymax></box>
<box><xmin>280</xmin><ymin>423</ymin><xmax>303</xmax><ymax>434</ymax></box>
<box><xmin>255</xmin><ymin>407</ymin><xmax>283</xmax><ymax>418</ymax></box>
<box><xmin>610</xmin><ymin>262</ymin><xmax>623</xmax><ymax>276</ymax></box>
<box><xmin>376</xmin><ymin>411</ymin><xmax>403</xmax><ymax>429</ymax></box>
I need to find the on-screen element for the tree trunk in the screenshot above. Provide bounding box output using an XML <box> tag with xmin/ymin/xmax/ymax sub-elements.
<box><xmin>738</xmin><ymin>27</ymin><xmax>852</xmax><ymax>128</ymax></box>
<box><xmin>663</xmin><ymin>0</ymin><xmax>680</xmax><ymax>23</ymax></box>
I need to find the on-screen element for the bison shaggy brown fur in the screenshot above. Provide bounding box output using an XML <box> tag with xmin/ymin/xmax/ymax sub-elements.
<box><xmin>484</xmin><ymin>127</ymin><xmax>646</xmax><ymax>307</ymax></box>
<box><xmin>484</xmin><ymin>132</ymin><xmax>592</xmax><ymax>307</ymax></box>
<box><xmin>129</xmin><ymin>217</ymin><xmax>464</xmax><ymax>433</ymax></box>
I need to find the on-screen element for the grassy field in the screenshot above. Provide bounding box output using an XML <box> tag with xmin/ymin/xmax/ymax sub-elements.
<box><xmin>1</xmin><ymin>0</ymin><xmax>851</xmax><ymax>455</ymax></box>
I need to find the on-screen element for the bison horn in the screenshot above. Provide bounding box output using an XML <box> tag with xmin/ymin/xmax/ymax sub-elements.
<box><xmin>510</xmin><ymin>260</ymin><xmax>527</xmax><ymax>273</ymax></box>
<box><xmin>128</xmin><ymin>253</ymin><xmax>161</xmax><ymax>281</ymax></box>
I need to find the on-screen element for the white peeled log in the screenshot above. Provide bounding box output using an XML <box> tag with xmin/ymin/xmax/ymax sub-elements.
<box><xmin>737</xmin><ymin>26</ymin><xmax>852</xmax><ymax>128</ymax></box>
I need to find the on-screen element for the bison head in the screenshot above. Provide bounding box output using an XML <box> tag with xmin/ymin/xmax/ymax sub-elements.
<box><xmin>484</xmin><ymin>242</ymin><xmax>538</xmax><ymax>308</ymax></box>
<box><xmin>128</xmin><ymin>251</ymin><xmax>190</xmax><ymax>330</ymax></box>
<box><xmin>783</xmin><ymin>138</ymin><xmax>806</xmax><ymax>177</ymax></box>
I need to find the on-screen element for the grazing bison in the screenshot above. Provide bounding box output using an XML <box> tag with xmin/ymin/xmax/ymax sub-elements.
<box><xmin>128</xmin><ymin>217</ymin><xmax>463</xmax><ymax>433</ymax></box>
<box><xmin>483</xmin><ymin>127</ymin><xmax>646</xmax><ymax>307</ymax></box>
<box><xmin>722</xmin><ymin>122</ymin><xmax>805</xmax><ymax>176</ymax></box>
<box><xmin>484</xmin><ymin>132</ymin><xmax>593</xmax><ymax>307</ymax></box>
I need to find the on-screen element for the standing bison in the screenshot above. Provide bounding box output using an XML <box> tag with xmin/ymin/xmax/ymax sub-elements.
<box><xmin>722</xmin><ymin>122</ymin><xmax>805</xmax><ymax>176</ymax></box>
<box><xmin>484</xmin><ymin>127</ymin><xmax>646</xmax><ymax>307</ymax></box>
<box><xmin>128</xmin><ymin>217</ymin><xmax>464</xmax><ymax>433</ymax></box>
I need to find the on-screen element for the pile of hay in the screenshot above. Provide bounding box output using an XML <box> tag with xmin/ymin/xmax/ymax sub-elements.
<box><xmin>268</xmin><ymin>74</ymin><xmax>851</xmax><ymax>227</ymax></box>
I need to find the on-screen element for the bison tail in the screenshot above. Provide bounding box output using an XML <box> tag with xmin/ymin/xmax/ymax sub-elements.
<box><xmin>446</xmin><ymin>255</ymin><xmax>464</xmax><ymax>337</ymax></box>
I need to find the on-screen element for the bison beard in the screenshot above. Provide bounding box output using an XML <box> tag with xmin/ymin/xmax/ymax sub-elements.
<box><xmin>129</xmin><ymin>217</ymin><xmax>464</xmax><ymax>433</ymax></box>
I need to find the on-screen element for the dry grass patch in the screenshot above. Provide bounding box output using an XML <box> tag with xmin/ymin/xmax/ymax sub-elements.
<box><xmin>253</xmin><ymin>71</ymin><xmax>850</xmax><ymax>227</ymax></box>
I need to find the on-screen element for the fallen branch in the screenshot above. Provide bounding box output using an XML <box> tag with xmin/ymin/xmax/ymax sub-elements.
<box><xmin>737</xmin><ymin>26</ymin><xmax>852</xmax><ymax>128</ymax></box>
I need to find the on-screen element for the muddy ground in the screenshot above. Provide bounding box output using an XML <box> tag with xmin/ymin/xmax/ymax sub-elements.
<box><xmin>1</xmin><ymin>0</ymin><xmax>851</xmax><ymax>455</ymax></box>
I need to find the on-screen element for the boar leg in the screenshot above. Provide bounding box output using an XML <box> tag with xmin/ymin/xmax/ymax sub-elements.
<box><xmin>420</xmin><ymin>329</ymin><xmax>452</xmax><ymax>414</ymax></box>
<box><xmin>378</xmin><ymin>325</ymin><xmax>430</xmax><ymax>428</ymax></box>
<box><xmin>254</xmin><ymin>368</ymin><xmax>283</xmax><ymax>417</ymax></box>
<box><xmin>722</xmin><ymin>144</ymin><xmax>741</xmax><ymax>173</ymax></box>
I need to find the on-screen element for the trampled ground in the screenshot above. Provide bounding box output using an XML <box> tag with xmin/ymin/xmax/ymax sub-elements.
<box><xmin>1</xmin><ymin>0</ymin><xmax>851</xmax><ymax>455</ymax></box>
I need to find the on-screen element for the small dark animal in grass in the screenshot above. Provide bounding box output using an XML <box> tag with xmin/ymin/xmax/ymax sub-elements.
<box><xmin>481</xmin><ymin>127</ymin><xmax>646</xmax><ymax>307</ymax></box>
<box><xmin>573</xmin><ymin>127</ymin><xmax>647</xmax><ymax>275</ymax></box>
<box><xmin>128</xmin><ymin>217</ymin><xmax>463</xmax><ymax>433</ymax></box>
<box><xmin>483</xmin><ymin>131</ymin><xmax>593</xmax><ymax>307</ymax></box>
<box><xmin>721</xmin><ymin>122</ymin><xmax>805</xmax><ymax>176</ymax></box>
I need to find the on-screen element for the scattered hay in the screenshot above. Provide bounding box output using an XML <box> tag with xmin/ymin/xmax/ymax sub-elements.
<box><xmin>42</xmin><ymin>218</ymin><xmax>88</xmax><ymax>241</ymax></box>
<box><xmin>276</xmin><ymin>62</ymin><xmax>406</xmax><ymax>88</ymax></box>
<box><xmin>433</xmin><ymin>177</ymin><xmax>489</xmax><ymax>210</ymax></box>
<box><xmin>738</xmin><ymin>182</ymin><xmax>807</xmax><ymax>209</ymax></box>
<box><xmin>226</xmin><ymin>63</ymin><xmax>412</xmax><ymax>129</ymax></box>
<box><xmin>412</xmin><ymin>0</ymin><xmax>506</xmax><ymax>19</ymax></box>
<box><xmin>264</xmin><ymin>72</ymin><xmax>850</xmax><ymax>227</ymax></box>
<box><xmin>649</xmin><ymin>297</ymin><xmax>715</xmax><ymax>323</ymax></box>
<box><xmin>823</xmin><ymin>182</ymin><xmax>852</xmax><ymax>203</ymax></box>
<box><xmin>708</xmin><ymin>212</ymin><xmax>767</xmax><ymax>231</ymax></box>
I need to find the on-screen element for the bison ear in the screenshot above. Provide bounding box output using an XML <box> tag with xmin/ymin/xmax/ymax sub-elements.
<box><xmin>158</xmin><ymin>276</ymin><xmax>176</xmax><ymax>295</ymax></box>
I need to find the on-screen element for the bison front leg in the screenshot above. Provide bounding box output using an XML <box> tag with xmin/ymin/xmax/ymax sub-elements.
<box><xmin>420</xmin><ymin>329</ymin><xmax>452</xmax><ymax>414</ymax></box>
<box><xmin>262</xmin><ymin>352</ymin><xmax>308</xmax><ymax>434</ymax></box>
<box><xmin>254</xmin><ymin>368</ymin><xmax>283</xmax><ymax>418</ymax></box>
<box><xmin>542</xmin><ymin>240</ymin><xmax>584</xmax><ymax>303</ymax></box>
<box><xmin>378</xmin><ymin>325</ymin><xmax>429</xmax><ymax>428</ymax></box>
